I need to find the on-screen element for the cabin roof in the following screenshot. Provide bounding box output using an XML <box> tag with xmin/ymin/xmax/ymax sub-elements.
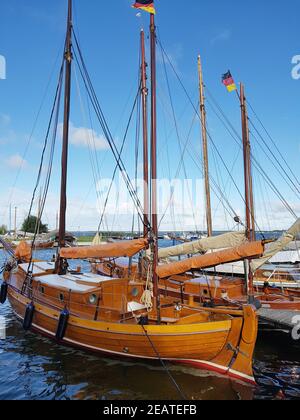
<box><xmin>35</xmin><ymin>273</ymin><xmax>118</xmax><ymax>293</ymax></box>
<box><xmin>20</xmin><ymin>262</ymin><xmax>56</xmax><ymax>275</ymax></box>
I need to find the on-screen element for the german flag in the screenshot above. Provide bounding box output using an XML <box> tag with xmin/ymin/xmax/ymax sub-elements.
<box><xmin>222</xmin><ymin>71</ymin><xmax>237</xmax><ymax>92</ymax></box>
<box><xmin>132</xmin><ymin>0</ymin><xmax>156</xmax><ymax>14</ymax></box>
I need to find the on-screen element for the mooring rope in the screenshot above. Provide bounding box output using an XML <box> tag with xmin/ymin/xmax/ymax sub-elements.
<box><xmin>140</xmin><ymin>324</ymin><xmax>186</xmax><ymax>400</ymax></box>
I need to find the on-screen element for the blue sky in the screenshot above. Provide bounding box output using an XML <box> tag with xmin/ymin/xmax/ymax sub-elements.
<box><xmin>0</xmin><ymin>0</ymin><xmax>300</xmax><ymax>232</ymax></box>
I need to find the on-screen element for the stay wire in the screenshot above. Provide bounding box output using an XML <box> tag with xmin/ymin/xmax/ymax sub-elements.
<box><xmin>22</xmin><ymin>60</ymin><xmax>64</xmax><ymax>289</ymax></box>
<box><xmin>248</xmin><ymin>118</ymin><xmax>300</xmax><ymax>199</ymax></box>
<box><xmin>24</xmin><ymin>60</ymin><xmax>65</xmax><ymax>240</ymax></box>
<box><xmin>159</xmin><ymin>40</ymin><xmax>199</xmax><ymax>233</ymax></box>
<box><xmin>73</xmin><ymin>64</ymin><xmax>109</xmax><ymax>232</ymax></box>
<box><xmin>2</xmin><ymin>39</ymin><xmax>65</xmax><ymax>223</ymax></box>
<box><xmin>132</xmin><ymin>51</ymin><xmax>142</xmax><ymax>234</ymax></box>
<box><xmin>205</xmin><ymin>87</ymin><xmax>298</xmax><ymax>221</ymax></box>
<box><xmin>97</xmin><ymin>83</ymin><xmax>143</xmax><ymax>233</ymax></box>
<box><xmin>72</xmin><ymin>30</ymin><xmax>150</xmax><ymax>231</ymax></box>
<box><xmin>247</xmin><ymin>99</ymin><xmax>300</xmax><ymax>190</ymax></box>
<box><xmin>157</xmin><ymin>36</ymin><xmax>262</xmax><ymax>233</ymax></box>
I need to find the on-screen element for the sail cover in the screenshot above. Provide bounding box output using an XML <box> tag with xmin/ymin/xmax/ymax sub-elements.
<box><xmin>251</xmin><ymin>219</ymin><xmax>300</xmax><ymax>272</ymax></box>
<box><xmin>156</xmin><ymin>241</ymin><xmax>264</xmax><ymax>278</ymax></box>
<box><xmin>158</xmin><ymin>231</ymin><xmax>246</xmax><ymax>260</ymax></box>
<box><xmin>60</xmin><ymin>239</ymin><xmax>148</xmax><ymax>260</ymax></box>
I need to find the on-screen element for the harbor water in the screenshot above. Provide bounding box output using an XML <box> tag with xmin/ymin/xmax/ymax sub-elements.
<box><xmin>0</xmin><ymin>248</ymin><xmax>300</xmax><ymax>400</ymax></box>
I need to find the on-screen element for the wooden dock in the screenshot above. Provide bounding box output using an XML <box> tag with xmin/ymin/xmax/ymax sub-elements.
<box><xmin>258</xmin><ymin>308</ymin><xmax>299</xmax><ymax>331</ymax></box>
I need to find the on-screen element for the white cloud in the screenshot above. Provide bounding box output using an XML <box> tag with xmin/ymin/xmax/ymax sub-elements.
<box><xmin>210</xmin><ymin>29</ymin><xmax>231</xmax><ymax>45</ymax></box>
<box><xmin>0</xmin><ymin>113</ymin><xmax>18</xmax><ymax>147</ymax></box>
<box><xmin>6</xmin><ymin>154</ymin><xmax>28</xmax><ymax>169</ymax></box>
<box><xmin>59</xmin><ymin>122</ymin><xmax>109</xmax><ymax>151</ymax></box>
<box><xmin>0</xmin><ymin>113</ymin><xmax>11</xmax><ymax>126</ymax></box>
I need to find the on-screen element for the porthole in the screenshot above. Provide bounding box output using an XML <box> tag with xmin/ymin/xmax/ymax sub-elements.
<box><xmin>131</xmin><ymin>287</ymin><xmax>139</xmax><ymax>298</ymax></box>
<box><xmin>89</xmin><ymin>294</ymin><xmax>98</xmax><ymax>305</ymax></box>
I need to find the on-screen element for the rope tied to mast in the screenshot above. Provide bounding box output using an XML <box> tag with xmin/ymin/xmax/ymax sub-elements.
<box><xmin>140</xmin><ymin>250</ymin><xmax>154</xmax><ymax>311</ymax></box>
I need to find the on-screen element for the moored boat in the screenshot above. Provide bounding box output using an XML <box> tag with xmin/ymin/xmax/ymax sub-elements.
<box><xmin>0</xmin><ymin>0</ymin><xmax>260</xmax><ymax>386</ymax></box>
<box><xmin>2</xmin><ymin>238</ymin><xmax>258</xmax><ymax>384</ymax></box>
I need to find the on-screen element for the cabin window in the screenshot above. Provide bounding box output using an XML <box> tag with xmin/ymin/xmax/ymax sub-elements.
<box><xmin>131</xmin><ymin>288</ymin><xmax>139</xmax><ymax>298</ymax></box>
<box><xmin>39</xmin><ymin>286</ymin><xmax>45</xmax><ymax>295</ymax></box>
<box><xmin>59</xmin><ymin>293</ymin><xmax>65</xmax><ymax>302</ymax></box>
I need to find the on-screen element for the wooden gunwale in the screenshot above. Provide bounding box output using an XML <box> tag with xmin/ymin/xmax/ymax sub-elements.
<box><xmin>8</xmin><ymin>286</ymin><xmax>233</xmax><ymax>336</ymax></box>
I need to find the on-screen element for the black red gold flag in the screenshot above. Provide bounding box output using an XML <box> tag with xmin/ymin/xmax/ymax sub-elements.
<box><xmin>222</xmin><ymin>71</ymin><xmax>237</xmax><ymax>92</ymax></box>
<box><xmin>132</xmin><ymin>0</ymin><xmax>156</xmax><ymax>15</ymax></box>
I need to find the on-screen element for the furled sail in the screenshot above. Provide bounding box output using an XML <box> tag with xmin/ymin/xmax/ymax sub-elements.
<box><xmin>158</xmin><ymin>231</ymin><xmax>246</xmax><ymax>260</ymax></box>
<box><xmin>157</xmin><ymin>241</ymin><xmax>264</xmax><ymax>278</ymax></box>
<box><xmin>92</xmin><ymin>232</ymin><xmax>102</xmax><ymax>246</ymax></box>
<box><xmin>251</xmin><ymin>219</ymin><xmax>300</xmax><ymax>272</ymax></box>
<box><xmin>60</xmin><ymin>238</ymin><xmax>148</xmax><ymax>260</ymax></box>
<box><xmin>15</xmin><ymin>241</ymin><xmax>32</xmax><ymax>263</ymax></box>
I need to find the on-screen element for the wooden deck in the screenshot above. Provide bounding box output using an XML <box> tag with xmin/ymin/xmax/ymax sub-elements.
<box><xmin>258</xmin><ymin>308</ymin><xmax>300</xmax><ymax>331</ymax></box>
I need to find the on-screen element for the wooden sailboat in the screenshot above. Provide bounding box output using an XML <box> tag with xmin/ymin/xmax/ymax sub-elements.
<box><xmin>156</xmin><ymin>69</ymin><xmax>300</xmax><ymax>311</ymax></box>
<box><xmin>97</xmin><ymin>62</ymin><xmax>300</xmax><ymax>311</ymax></box>
<box><xmin>0</xmin><ymin>1</ymin><xmax>259</xmax><ymax>385</ymax></box>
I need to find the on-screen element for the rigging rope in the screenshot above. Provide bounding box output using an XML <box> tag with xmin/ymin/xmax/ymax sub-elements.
<box><xmin>156</xmin><ymin>37</ymin><xmax>260</xmax><ymax>231</ymax></box>
<box><xmin>25</xmin><ymin>60</ymin><xmax>65</xmax><ymax>241</ymax></box>
<box><xmin>73</xmin><ymin>65</ymin><xmax>109</xmax><ymax>232</ymax></box>
<box><xmin>132</xmin><ymin>50</ymin><xmax>142</xmax><ymax>235</ymax></box>
<box><xmin>1</xmin><ymin>40</ymin><xmax>65</xmax><ymax>224</ymax></box>
<box><xmin>247</xmin><ymin>99</ymin><xmax>300</xmax><ymax>190</ymax></box>
<box><xmin>20</xmin><ymin>56</ymin><xmax>64</xmax><ymax>293</ymax></box>
<box><xmin>159</xmin><ymin>41</ymin><xmax>199</xmax><ymax>233</ymax></box>
<box><xmin>248</xmin><ymin>118</ymin><xmax>300</xmax><ymax>199</ymax></box>
<box><xmin>96</xmin><ymin>83</ymin><xmax>143</xmax><ymax>234</ymax></box>
<box><xmin>140</xmin><ymin>323</ymin><xmax>186</xmax><ymax>400</ymax></box>
<box><xmin>72</xmin><ymin>30</ymin><xmax>150</xmax><ymax>233</ymax></box>
<box><xmin>205</xmin><ymin>87</ymin><xmax>298</xmax><ymax>221</ymax></box>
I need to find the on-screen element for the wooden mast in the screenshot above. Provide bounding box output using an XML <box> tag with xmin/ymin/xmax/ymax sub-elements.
<box><xmin>240</xmin><ymin>83</ymin><xmax>255</xmax><ymax>299</ymax></box>
<box><xmin>245</xmin><ymin>106</ymin><xmax>256</xmax><ymax>242</ymax></box>
<box><xmin>150</xmin><ymin>13</ymin><xmax>160</xmax><ymax>322</ymax></box>
<box><xmin>240</xmin><ymin>83</ymin><xmax>255</xmax><ymax>241</ymax></box>
<box><xmin>141</xmin><ymin>29</ymin><xmax>149</xmax><ymax>238</ymax></box>
<box><xmin>58</xmin><ymin>0</ymin><xmax>72</xmax><ymax>272</ymax></box>
<box><xmin>198</xmin><ymin>55</ymin><xmax>213</xmax><ymax>237</ymax></box>
<box><xmin>240</xmin><ymin>84</ymin><xmax>251</xmax><ymax>240</ymax></box>
<box><xmin>37</xmin><ymin>187</ymin><xmax>42</xmax><ymax>235</ymax></box>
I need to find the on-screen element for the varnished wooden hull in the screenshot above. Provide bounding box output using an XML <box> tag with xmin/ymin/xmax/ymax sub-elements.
<box><xmin>97</xmin><ymin>261</ymin><xmax>300</xmax><ymax>311</ymax></box>
<box><xmin>6</xmin><ymin>277</ymin><xmax>257</xmax><ymax>385</ymax></box>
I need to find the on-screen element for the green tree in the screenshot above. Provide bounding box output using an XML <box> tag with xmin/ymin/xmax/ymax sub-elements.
<box><xmin>22</xmin><ymin>216</ymin><xmax>48</xmax><ymax>234</ymax></box>
<box><xmin>0</xmin><ymin>225</ymin><xmax>7</xmax><ymax>235</ymax></box>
